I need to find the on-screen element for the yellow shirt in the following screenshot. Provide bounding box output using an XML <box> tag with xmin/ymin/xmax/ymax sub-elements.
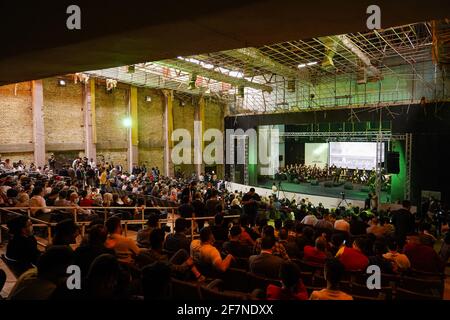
<box><xmin>310</xmin><ymin>289</ymin><xmax>353</xmax><ymax>300</ymax></box>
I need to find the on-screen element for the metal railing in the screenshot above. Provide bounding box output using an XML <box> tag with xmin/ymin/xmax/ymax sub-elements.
<box><xmin>0</xmin><ymin>206</ymin><xmax>240</xmax><ymax>247</ymax></box>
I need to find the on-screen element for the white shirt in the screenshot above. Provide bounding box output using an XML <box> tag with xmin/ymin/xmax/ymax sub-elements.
<box><xmin>334</xmin><ymin>219</ymin><xmax>350</xmax><ymax>233</ymax></box>
<box><xmin>301</xmin><ymin>214</ymin><xmax>318</xmax><ymax>226</ymax></box>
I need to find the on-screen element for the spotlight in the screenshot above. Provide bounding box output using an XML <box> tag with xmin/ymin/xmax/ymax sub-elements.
<box><xmin>122</xmin><ymin>117</ymin><xmax>132</xmax><ymax>128</ymax></box>
<box><xmin>106</xmin><ymin>79</ymin><xmax>117</xmax><ymax>91</ymax></box>
<box><xmin>58</xmin><ymin>79</ymin><xmax>66</xmax><ymax>86</ymax></box>
<box><xmin>145</xmin><ymin>96</ymin><xmax>152</xmax><ymax>102</ymax></box>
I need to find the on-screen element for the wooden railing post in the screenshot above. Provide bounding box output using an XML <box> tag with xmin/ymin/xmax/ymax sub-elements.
<box><xmin>124</xmin><ymin>221</ymin><xmax>128</xmax><ymax>237</ymax></box>
<box><xmin>47</xmin><ymin>225</ymin><xmax>52</xmax><ymax>245</ymax></box>
<box><xmin>191</xmin><ymin>218</ymin><xmax>194</xmax><ymax>239</ymax></box>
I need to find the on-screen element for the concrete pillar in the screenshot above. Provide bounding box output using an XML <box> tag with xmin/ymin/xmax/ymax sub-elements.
<box><xmin>83</xmin><ymin>79</ymin><xmax>97</xmax><ymax>163</ymax></box>
<box><xmin>194</xmin><ymin>99</ymin><xmax>203</xmax><ymax>177</ymax></box>
<box><xmin>128</xmin><ymin>86</ymin><xmax>138</xmax><ymax>173</ymax></box>
<box><xmin>162</xmin><ymin>90</ymin><xmax>174</xmax><ymax>177</ymax></box>
<box><xmin>31</xmin><ymin>80</ymin><xmax>45</xmax><ymax>167</ymax></box>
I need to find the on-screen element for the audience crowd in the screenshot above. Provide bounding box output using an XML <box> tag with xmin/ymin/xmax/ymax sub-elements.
<box><xmin>0</xmin><ymin>157</ymin><xmax>449</xmax><ymax>300</ymax></box>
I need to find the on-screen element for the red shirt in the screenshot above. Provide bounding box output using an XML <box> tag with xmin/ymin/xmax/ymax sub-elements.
<box><xmin>404</xmin><ymin>243</ymin><xmax>445</xmax><ymax>273</ymax></box>
<box><xmin>79</xmin><ymin>198</ymin><xmax>94</xmax><ymax>207</ymax></box>
<box><xmin>338</xmin><ymin>247</ymin><xmax>369</xmax><ymax>271</ymax></box>
<box><xmin>266</xmin><ymin>281</ymin><xmax>308</xmax><ymax>300</ymax></box>
<box><xmin>303</xmin><ymin>246</ymin><xmax>327</xmax><ymax>264</ymax></box>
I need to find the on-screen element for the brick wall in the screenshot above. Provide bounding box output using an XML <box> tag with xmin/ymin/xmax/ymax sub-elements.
<box><xmin>43</xmin><ymin>78</ymin><xmax>85</xmax><ymax>150</ymax></box>
<box><xmin>0</xmin><ymin>79</ymin><xmax>226</xmax><ymax>176</ymax></box>
<box><xmin>137</xmin><ymin>87</ymin><xmax>164</xmax><ymax>170</ymax></box>
<box><xmin>95</xmin><ymin>82</ymin><xmax>129</xmax><ymax>169</ymax></box>
<box><xmin>0</xmin><ymin>82</ymin><xmax>33</xmax><ymax>158</ymax></box>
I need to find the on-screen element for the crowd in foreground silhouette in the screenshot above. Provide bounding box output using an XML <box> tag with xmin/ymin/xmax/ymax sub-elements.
<box><xmin>0</xmin><ymin>159</ymin><xmax>449</xmax><ymax>300</ymax></box>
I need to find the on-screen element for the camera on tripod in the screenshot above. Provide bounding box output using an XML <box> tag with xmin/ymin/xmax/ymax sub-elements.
<box><xmin>340</xmin><ymin>192</ymin><xmax>345</xmax><ymax>200</ymax></box>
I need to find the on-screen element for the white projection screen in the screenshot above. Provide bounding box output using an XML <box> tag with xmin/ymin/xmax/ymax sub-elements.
<box><xmin>329</xmin><ymin>142</ymin><xmax>384</xmax><ymax>170</ymax></box>
<box><xmin>305</xmin><ymin>143</ymin><xmax>329</xmax><ymax>168</ymax></box>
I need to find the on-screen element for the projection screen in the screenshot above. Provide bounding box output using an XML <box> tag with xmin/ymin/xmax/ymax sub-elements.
<box><xmin>328</xmin><ymin>142</ymin><xmax>384</xmax><ymax>170</ymax></box>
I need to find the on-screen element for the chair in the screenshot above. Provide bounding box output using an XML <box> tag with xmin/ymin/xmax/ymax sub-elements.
<box><xmin>300</xmin><ymin>271</ymin><xmax>314</xmax><ymax>287</ymax></box>
<box><xmin>351</xmin><ymin>282</ymin><xmax>391</xmax><ymax>300</ymax></box>
<box><xmin>220</xmin><ymin>268</ymin><xmax>250</xmax><ymax>293</ymax></box>
<box><xmin>199</xmin><ymin>283</ymin><xmax>248</xmax><ymax>300</ymax></box>
<box><xmin>293</xmin><ymin>259</ymin><xmax>323</xmax><ymax>274</ymax></box>
<box><xmin>397</xmin><ymin>276</ymin><xmax>444</xmax><ymax>298</ymax></box>
<box><xmin>395</xmin><ymin>287</ymin><xmax>441</xmax><ymax>300</ymax></box>
<box><xmin>247</xmin><ymin>272</ymin><xmax>281</xmax><ymax>291</ymax></box>
<box><xmin>407</xmin><ymin>269</ymin><xmax>446</xmax><ymax>280</ymax></box>
<box><xmin>1</xmin><ymin>254</ymin><xmax>30</xmax><ymax>278</ymax></box>
<box><xmin>0</xmin><ymin>269</ymin><xmax>6</xmax><ymax>293</ymax></box>
<box><xmin>171</xmin><ymin>278</ymin><xmax>202</xmax><ymax>300</ymax></box>
<box><xmin>352</xmin><ymin>293</ymin><xmax>385</xmax><ymax>301</ymax></box>
<box><xmin>233</xmin><ymin>257</ymin><xmax>249</xmax><ymax>270</ymax></box>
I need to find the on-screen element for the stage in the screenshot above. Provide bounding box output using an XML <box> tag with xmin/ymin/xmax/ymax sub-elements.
<box><xmin>257</xmin><ymin>178</ymin><xmax>390</xmax><ymax>203</ymax></box>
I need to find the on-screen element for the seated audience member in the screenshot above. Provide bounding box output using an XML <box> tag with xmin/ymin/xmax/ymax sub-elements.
<box><xmin>15</xmin><ymin>193</ymin><xmax>30</xmax><ymax>207</ymax></box>
<box><xmin>329</xmin><ymin>233</ymin><xmax>346</xmax><ymax>257</ymax></box>
<box><xmin>52</xmin><ymin>219</ymin><xmax>80</xmax><ymax>246</ymax></box>
<box><xmin>278</xmin><ymin>227</ymin><xmax>301</xmax><ymax>259</ymax></box>
<box><xmin>368</xmin><ymin>240</ymin><xmax>394</xmax><ymax>273</ymax></box>
<box><xmin>403</xmin><ymin>234</ymin><xmax>445</xmax><ymax>273</ymax></box>
<box><xmin>366</xmin><ymin>217</ymin><xmax>386</xmax><ymax>238</ymax></box>
<box><xmin>334</xmin><ymin>215</ymin><xmax>350</xmax><ymax>233</ymax></box>
<box><xmin>190</xmin><ymin>227</ymin><xmax>234</xmax><ymax>273</ymax></box>
<box><xmin>222</xmin><ymin>225</ymin><xmax>252</xmax><ymax>258</ymax></box>
<box><xmin>142</xmin><ymin>261</ymin><xmax>172</xmax><ymax>300</ymax></box>
<box><xmin>301</xmin><ymin>211</ymin><xmax>319</xmax><ymax>226</ymax></box>
<box><xmin>301</xmin><ymin>211</ymin><xmax>318</xmax><ymax>226</ymax></box>
<box><xmin>382</xmin><ymin>238</ymin><xmax>411</xmax><ymax>273</ymax></box>
<box><xmin>74</xmin><ymin>224</ymin><xmax>115</xmax><ymax>276</ymax></box>
<box><xmin>249</xmin><ymin>236</ymin><xmax>285</xmax><ymax>279</ymax></box>
<box><xmin>178</xmin><ymin>196</ymin><xmax>194</xmax><ymax>218</ymax></box>
<box><xmin>315</xmin><ymin>213</ymin><xmax>334</xmax><ymax>230</ymax></box>
<box><xmin>210</xmin><ymin>212</ymin><xmax>229</xmax><ymax>242</ymax></box>
<box><xmin>266</xmin><ymin>262</ymin><xmax>308</xmax><ymax>300</ymax></box>
<box><xmin>54</xmin><ymin>190</ymin><xmax>71</xmax><ymax>207</ymax></box>
<box><xmin>139</xmin><ymin>229</ymin><xmax>202</xmax><ymax>281</ymax></box>
<box><xmin>205</xmin><ymin>189</ymin><xmax>220</xmax><ymax>216</ymax></box>
<box><xmin>105</xmin><ymin>216</ymin><xmax>141</xmax><ymax>264</ymax></box>
<box><xmin>254</xmin><ymin>226</ymin><xmax>289</xmax><ymax>260</ymax></box>
<box><xmin>29</xmin><ymin>186</ymin><xmax>51</xmax><ymax>217</ymax></box>
<box><xmin>8</xmin><ymin>246</ymin><xmax>74</xmax><ymax>300</ymax></box>
<box><xmin>350</xmin><ymin>214</ymin><xmax>369</xmax><ymax>235</ymax></box>
<box><xmin>85</xmin><ymin>254</ymin><xmax>129</xmax><ymax>300</ymax></box>
<box><xmin>439</xmin><ymin>231</ymin><xmax>450</xmax><ymax>263</ymax></box>
<box><xmin>303</xmin><ymin>236</ymin><xmax>328</xmax><ymax>265</ymax></box>
<box><xmin>310</xmin><ymin>258</ymin><xmax>353</xmax><ymax>300</ymax></box>
<box><xmin>192</xmin><ymin>192</ymin><xmax>207</xmax><ymax>231</ymax></box>
<box><xmin>238</xmin><ymin>216</ymin><xmax>256</xmax><ymax>246</ymax></box>
<box><xmin>380</xmin><ymin>217</ymin><xmax>395</xmax><ymax>237</ymax></box>
<box><xmin>418</xmin><ymin>223</ymin><xmax>437</xmax><ymax>247</ymax></box>
<box><xmin>164</xmin><ymin>218</ymin><xmax>191</xmax><ymax>254</ymax></box>
<box><xmin>336</xmin><ymin>237</ymin><xmax>369</xmax><ymax>271</ymax></box>
<box><xmin>295</xmin><ymin>225</ymin><xmax>315</xmax><ymax>252</ymax></box>
<box><xmin>6</xmin><ymin>216</ymin><xmax>40</xmax><ymax>274</ymax></box>
<box><xmin>78</xmin><ymin>190</ymin><xmax>94</xmax><ymax>207</ymax></box>
<box><xmin>136</xmin><ymin>213</ymin><xmax>159</xmax><ymax>248</ymax></box>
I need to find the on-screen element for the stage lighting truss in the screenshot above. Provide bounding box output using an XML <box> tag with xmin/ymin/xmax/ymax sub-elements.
<box><xmin>83</xmin><ymin>21</ymin><xmax>448</xmax><ymax>115</ymax></box>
